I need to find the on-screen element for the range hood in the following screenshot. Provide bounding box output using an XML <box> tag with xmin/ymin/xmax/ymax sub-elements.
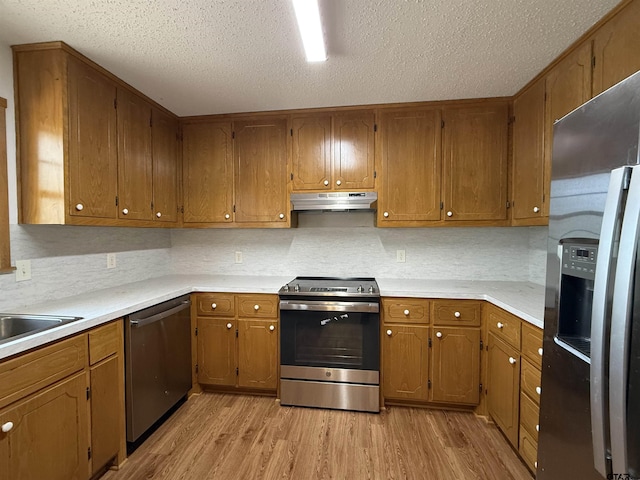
<box><xmin>290</xmin><ymin>192</ymin><xmax>377</xmax><ymax>211</ymax></box>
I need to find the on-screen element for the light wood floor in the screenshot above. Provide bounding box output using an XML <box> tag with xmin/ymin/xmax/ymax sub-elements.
<box><xmin>102</xmin><ymin>393</ymin><xmax>532</xmax><ymax>480</ymax></box>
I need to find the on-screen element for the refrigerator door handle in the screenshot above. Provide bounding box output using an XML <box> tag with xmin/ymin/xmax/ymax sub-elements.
<box><xmin>591</xmin><ymin>165</ymin><xmax>629</xmax><ymax>477</ymax></box>
<box><xmin>609</xmin><ymin>165</ymin><xmax>640</xmax><ymax>475</ymax></box>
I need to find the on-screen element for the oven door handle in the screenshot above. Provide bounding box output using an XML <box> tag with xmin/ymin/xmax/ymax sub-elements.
<box><xmin>279</xmin><ymin>300</ymin><xmax>379</xmax><ymax>313</ymax></box>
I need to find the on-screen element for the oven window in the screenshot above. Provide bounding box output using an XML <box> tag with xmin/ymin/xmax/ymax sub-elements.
<box><xmin>280</xmin><ymin>310</ymin><xmax>379</xmax><ymax>371</ymax></box>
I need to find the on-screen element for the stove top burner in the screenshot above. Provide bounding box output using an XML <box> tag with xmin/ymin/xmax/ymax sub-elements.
<box><xmin>279</xmin><ymin>277</ymin><xmax>379</xmax><ymax>298</ymax></box>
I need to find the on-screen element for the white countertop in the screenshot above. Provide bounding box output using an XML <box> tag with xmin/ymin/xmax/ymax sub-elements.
<box><xmin>0</xmin><ymin>275</ymin><xmax>545</xmax><ymax>360</ymax></box>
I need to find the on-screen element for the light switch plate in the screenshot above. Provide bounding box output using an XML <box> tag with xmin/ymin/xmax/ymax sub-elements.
<box><xmin>235</xmin><ymin>251</ymin><xmax>243</xmax><ymax>264</ymax></box>
<box><xmin>107</xmin><ymin>253</ymin><xmax>116</xmax><ymax>269</ymax></box>
<box><xmin>396</xmin><ymin>250</ymin><xmax>406</xmax><ymax>263</ymax></box>
<box><xmin>15</xmin><ymin>260</ymin><xmax>31</xmax><ymax>281</ymax></box>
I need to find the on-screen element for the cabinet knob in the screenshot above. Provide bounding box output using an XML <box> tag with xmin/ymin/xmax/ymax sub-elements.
<box><xmin>226</xmin><ymin>322</ymin><xmax>232</xmax><ymax>329</ymax></box>
<box><xmin>323</xmin><ymin>180</ymin><xmax>329</xmax><ymax>186</ymax></box>
<box><xmin>454</xmin><ymin>311</ymin><xmax>461</xmax><ymax>318</ymax></box>
<box><xmin>254</xmin><ymin>304</ymin><xmax>260</xmax><ymax>310</ymax></box>
<box><xmin>534</xmin><ymin>462</ymin><xmax>538</xmax><ymax>469</ymax></box>
<box><xmin>386</xmin><ymin>329</ymin><xmax>392</xmax><ymax>336</ymax></box>
<box><xmin>436</xmin><ymin>331</ymin><xmax>442</xmax><ymax>338</ymax></box>
<box><xmin>156</xmin><ymin>212</ymin><xmax>162</xmax><ymax>218</ymax></box>
<box><xmin>269</xmin><ymin>325</ymin><xmax>275</xmax><ymax>331</ymax></box>
<box><xmin>536</xmin><ymin>424</ymin><xmax>540</xmax><ymax>432</ymax></box>
<box><xmin>508</xmin><ymin>357</ymin><xmax>517</xmax><ymax>365</ymax></box>
<box><xmin>225</xmin><ymin>213</ymin><xmax>230</xmax><ymax>219</ymax></box>
<box><xmin>122</xmin><ymin>208</ymin><xmax>129</xmax><ymax>215</ymax></box>
<box><xmin>497</xmin><ymin>322</ymin><xmax>504</xmax><ymax>329</ymax></box>
<box><xmin>1</xmin><ymin>421</ymin><xmax>14</xmax><ymax>433</ymax></box>
<box><xmin>336</xmin><ymin>180</ymin><xmax>342</xmax><ymax>186</ymax></box>
<box><xmin>211</xmin><ymin>303</ymin><xmax>217</xmax><ymax>309</ymax></box>
<box><xmin>447</xmin><ymin>211</ymin><xmax>453</xmax><ymax>217</ymax></box>
<box><xmin>538</xmin><ymin>347</ymin><xmax>543</xmax><ymax>356</ymax></box>
<box><xmin>383</xmin><ymin>212</ymin><xmax>389</xmax><ymax>218</ymax></box>
<box><xmin>536</xmin><ymin>386</ymin><xmax>542</xmax><ymax>395</ymax></box>
<box><xmin>279</xmin><ymin>213</ymin><xmax>285</xmax><ymax>219</ymax></box>
<box><xmin>75</xmin><ymin>203</ymin><xmax>84</xmax><ymax>211</ymax></box>
<box><xmin>403</xmin><ymin>309</ymin><xmax>410</xmax><ymax>315</ymax></box>
<box><xmin>533</xmin><ymin>206</ymin><xmax>540</xmax><ymax>213</ymax></box>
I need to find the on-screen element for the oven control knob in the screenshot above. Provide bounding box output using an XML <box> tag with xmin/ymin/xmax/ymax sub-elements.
<box><xmin>226</xmin><ymin>323</ymin><xmax>232</xmax><ymax>329</ymax></box>
<box><xmin>404</xmin><ymin>309</ymin><xmax>410</xmax><ymax>316</ymax></box>
<box><xmin>294</xmin><ymin>284</ymin><xmax>300</xmax><ymax>292</ymax></box>
<box><xmin>269</xmin><ymin>325</ymin><xmax>275</xmax><ymax>331</ymax></box>
<box><xmin>386</xmin><ymin>329</ymin><xmax>392</xmax><ymax>336</ymax></box>
<box><xmin>283</xmin><ymin>285</ymin><xmax>289</xmax><ymax>292</ymax></box>
<box><xmin>368</xmin><ymin>286</ymin><xmax>374</xmax><ymax>293</ymax></box>
<box><xmin>357</xmin><ymin>285</ymin><xmax>363</xmax><ymax>293</ymax></box>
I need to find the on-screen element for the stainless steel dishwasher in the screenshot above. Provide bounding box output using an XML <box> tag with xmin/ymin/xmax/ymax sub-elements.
<box><xmin>125</xmin><ymin>294</ymin><xmax>192</xmax><ymax>443</ymax></box>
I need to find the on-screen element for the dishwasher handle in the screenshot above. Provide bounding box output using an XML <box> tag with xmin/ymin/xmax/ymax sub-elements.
<box><xmin>129</xmin><ymin>300</ymin><xmax>191</xmax><ymax>328</ymax></box>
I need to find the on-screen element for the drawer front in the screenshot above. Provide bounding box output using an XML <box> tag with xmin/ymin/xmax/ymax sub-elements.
<box><xmin>520</xmin><ymin>391</ymin><xmax>540</xmax><ymax>442</ymax></box>
<box><xmin>196</xmin><ymin>293</ymin><xmax>235</xmax><ymax>317</ymax></box>
<box><xmin>487</xmin><ymin>306</ymin><xmax>521</xmax><ymax>350</ymax></box>
<box><xmin>432</xmin><ymin>300</ymin><xmax>481</xmax><ymax>327</ymax></box>
<box><xmin>521</xmin><ymin>322</ymin><xmax>543</xmax><ymax>369</ymax></box>
<box><xmin>519</xmin><ymin>427</ymin><xmax>538</xmax><ymax>473</ymax></box>
<box><xmin>521</xmin><ymin>358</ymin><xmax>542</xmax><ymax>406</ymax></box>
<box><xmin>88</xmin><ymin>320</ymin><xmax>121</xmax><ymax>365</ymax></box>
<box><xmin>382</xmin><ymin>298</ymin><xmax>430</xmax><ymax>324</ymax></box>
<box><xmin>0</xmin><ymin>334</ymin><xmax>87</xmax><ymax>409</ymax></box>
<box><xmin>237</xmin><ymin>294</ymin><xmax>279</xmax><ymax>318</ymax></box>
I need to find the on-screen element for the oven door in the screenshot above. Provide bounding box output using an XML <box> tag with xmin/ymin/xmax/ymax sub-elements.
<box><xmin>279</xmin><ymin>299</ymin><xmax>380</xmax><ymax>372</ymax></box>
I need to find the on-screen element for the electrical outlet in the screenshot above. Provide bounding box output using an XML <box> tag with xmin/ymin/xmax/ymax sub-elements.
<box><xmin>235</xmin><ymin>251</ymin><xmax>243</xmax><ymax>264</ymax></box>
<box><xmin>107</xmin><ymin>253</ymin><xmax>117</xmax><ymax>269</ymax></box>
<box><xmin>396</xmin><ymin>249</ymin><xmax>406</xmax><ymax>263</ymax></box>
<box><xmin>15</xmin><ymin>260</ymin><xmax>31</xmax><ymax>281</ymax></box>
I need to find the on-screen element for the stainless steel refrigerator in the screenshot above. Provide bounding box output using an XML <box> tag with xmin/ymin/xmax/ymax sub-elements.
<box><xmin>538</xmin><ymin>69</ymin><xmax>640</xmax><ymax>479</ymax></box>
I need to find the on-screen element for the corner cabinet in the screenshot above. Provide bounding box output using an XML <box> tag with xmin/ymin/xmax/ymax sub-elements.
<box><xmin>13</xmin><ymin>42</ymin><xmax>179</xmax><ymax>227</ymax></box>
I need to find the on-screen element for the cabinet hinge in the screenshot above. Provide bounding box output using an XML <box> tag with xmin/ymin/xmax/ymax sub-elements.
<box><xmin>290</xmin><ymin>173</ymin><xmax>294</xmax><ymax>181</ymax></box>
<box><xmin>373</xmin><ymin>170</ymin><xmax>377</xmax><ymax>179</ymax></box>
<box><xmin>232</xmin><ymin>131</ymin><xmax>235</xmax><ymax>139</ymax></box>
<box><xmin>592</xmin><ymin>56</ymin><xmax>596</xmax><ymax>68</ymax></box>
<box><xmin>427</xmin><ymin>379</ymin><xmax>432</xmax><ymax>389</ymax></box>
<box><xmin>195</xmin><ymin>327</ymin><xmax>198</xmax><ymax>336</ymax></box>
<box><xmin>88</xmin><ymin>447</ymin><xmax>92</xmax><ymax>460</ymax></box>
<box><xmin>506</xmin><ymin>201</ymin><xmax>510</xmax><ymax>209</ymax></box>
<box><xmin>509</xmin><ymin>116</ymin><xmax>516</xmax><ymax>124</ymax></box>
<box><xmin>195</xmin><ymin>364</ymin><xmax>199</xmax><ymax>374</ymax></box>
<box><xmin>150</xmin><ymin>115</ymin><xmax>153</xmax><ymax>127</ymax></box>
<box><xmin>544</xmin><ymin>91</ymin><xmax>548</xmax><ymax>101</ymax></box>
<box><xmin>115</xmin><ymin>196</ymin><xmax>119</xmax><ymax>206</ymax></box>
<box><xmin>480</xmin><ymin>339</ymin><xmax>484</xmax><ymax>350</ymax></box>
<box><xmin>233</xmin><ymin>205</ymin><xmax>236</xmax><ymax>213</ymax></box>
<box><xmin>86</xmin><ymin>387</ymin><xmax>90</xmax><ymax>400</ymax></box>
<box><xmin>236</xmin><ymin>367</ymin><xmax>239</xmax><ymax>376</ymax></box>
<box><xmin>428</xmin><ymin>338</ymin><xmax>432</xmax><ymax>348</ymax></box>
<box><xmin>441</xmin><ymin>120</ymin><xmax>445</xmax><ymax>128</ymax></box>
<box><xmin>440</xmin><ymin>201</ymin><xmax>444</xmax><ymax>210</ymax></box>
<box><xmin>374</xmin><ymin>124</ymin><xmax>377</xmax><ymax>132</ymax></box>
<box><xmin>236</xmin><ymin>329</ymin><xmax>238</xmax><ymax>338</ymax></box>
<box><xmin>150</xmin><ymin>201</ymin><xmax>154</xmax><ymax>211</ymax></box>
<box><xmin>479</xmin><ymin>383</ymin><xmax>483</xmax><ymax>393</ymax></box>
<box><xmin>181</xmin><ymin>205</ymin><xmax>184</xmax><ymax>214</ymax></box>
<box><xmin>114</xmin><ymin>98</ymin><xmax>117</xmax><ymax>109</ymax></box>
<box><xmin>290</xmin><ymin>128</ymin><xmax>293</xmax><ymax>136</ymax></box>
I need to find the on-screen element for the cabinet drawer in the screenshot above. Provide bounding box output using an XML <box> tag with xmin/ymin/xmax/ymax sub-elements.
<box><xmin>520</xmin><ymin>391</ymin><xmax>540</xmax><ymax>442</ymax></box>
<box><xmin>521</xmin><ymin>322</ymin><xmax>543</xmax><ymax>369</ymax></box>
<box><xmin>88</xmin><ymin>320</ymin><xmax>121</xmax><ymax>365</ymax></box>
<box><xmin>196</xmin><ymin>293</ymin><xmax>235</xmax><ymax>317</ymax></box>
<box><xmin>382</xmin><ymin>298</ymin><xmax>430</xmax><ymax>324</ymax></box>
<box><xmin>0</xmin><ymin>335</ymin><xmax>87</xmax><ymax>409</ymax></box>
<box><xmin>487</xmin><ymin>305</ymin><xmax>521</xmax><ymax>349</ymax></box>
<box><xmin>237</xmin><ymin>294</ymin><xmax>279</xmax><ymax>318</ymax></box>
<box><xmin>521</xmin><ymin>358</ymin><xmax>542</xmax><ymax>406</ymax></box>
<box><xmin>432</xmin><ymin>300</ymin><xmax>481</xmax><ymax>327</ymax></box>
<box><xmin>519</xmin><ymin>427</ymin><xmax>538</xmax><ymax>473</ymax></box>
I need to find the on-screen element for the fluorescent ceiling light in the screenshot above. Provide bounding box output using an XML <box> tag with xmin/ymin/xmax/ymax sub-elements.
<box><xmin>292</xmin><ymin>0</ymin><xmax>327</xmax><ymax>62</ymax></box>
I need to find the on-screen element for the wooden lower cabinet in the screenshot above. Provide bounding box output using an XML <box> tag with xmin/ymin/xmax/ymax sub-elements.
<box><xmin>382</xmin><ymin>325</ymin><xmax>430</xmax><ymax>401</ymax></box>
<box><xmin>486</xmin><ymin>332</ymin><xmax>520</xmax><ymax>447</ymax></box>
<box><xmin>0</xmin><ymin>372</ymin><xmax>89</xmax><ymax>480</ymax></box>
<box><xmin>90</xmin><ymin>355</ymin><xmax>121</xmax><ymax>475</ymax></box>
<box><xmin>197</xmin><ymin>317</ymin><xmax>237</xmax><ymax>386</ymax></box>
<box><xmin>238</xmin><ymin>320</ymin><xmax>278</xmax><ymax>390</ymax></box>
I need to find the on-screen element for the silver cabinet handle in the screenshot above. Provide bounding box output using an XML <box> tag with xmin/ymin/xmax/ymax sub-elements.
<box><xmin>454</xmin><ymin>311</ymin><xmax>461</xmax><ymax>318</ymax></box>
<box><xmin>497</xmin><ymin>322</ymin><xmax>504</xmax><ymax>329</ymax></box>
<box><xmin>436</xmin><ymin>331</ymin><xmax>442</xmax><ymax>338</ymax></box>
<box><xmin>508</xmin><ymin>357</ymin><xmax>516</xmax><ymax>365</ymax></box>
<box><xmin>323</xmin><ymin>180</ymin><xmax>329</xmax><ymax>186</ymax></box>
<box><xmin>226</xmin><ymin>323</ymin><xmax>232</xmax><ymax>329</ymax></box>
<box><xmin>386</xmin><ymin>329</ymin><xmax>392</xmax><ymax>336</ymax></box>
<box><xmin>269</xmin><ymin>325</ymin><xmax>275</xmax><ymax>331</ymax></box>
<box><xmin>447</xmin><ymin>211</ymin><xmax>453</xmax><ymax>217</ymax></box>
<box><xmin>75</xmin><ymin>203</ymin><xmax>84</xmax><ymax>211</ymax></box>
<box><xmin>336</xmin><ymin>180</ymin><xmax>342</xmax><ymax>186</ymax></box>
<box><xmin>122</xmin><ymin>208</ymin><xmax>129</xmax><ymax>215</ymax></box>
<box><xmin>1</xmin><ymin>421</ymin><xmax>13</xmax><ymax>433</ymax></box>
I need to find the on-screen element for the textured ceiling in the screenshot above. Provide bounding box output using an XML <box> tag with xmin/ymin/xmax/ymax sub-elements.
<box><xmin>0</xmin><ymin>0</ymin><xmax>621</xmax><ymax>116</ymax></box>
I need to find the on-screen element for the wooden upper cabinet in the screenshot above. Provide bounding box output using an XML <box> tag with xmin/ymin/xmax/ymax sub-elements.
<box><xmin>291</xmin><ymin>114</ymin><xmax>332</xmax><ymax>191</ymax></box>
<box><xmin>182</xmin><ymin>121</ymin><xmax>234</xmax><ymax>224</ymax></box>
<box><xmin>591</xmin><ymin>0</ymin><xmax>640</xmax><ymax>96</ymax></box>
<box><xmin>377</xmin><ymin>108</ymin><xmax>442</xmax><ymax>225</ymax></box>
<box><xmin>67</xmin><ymin>56</ymin><xmax>118</xmax><ymax>220</ymax></box>
<box><xmin>116</xmin><ymin>88</ymin><xmax>153</xmax><ymax>221</ymax></box>
<box><xmin>442</xmin><ymin>104</ymin><xmax>509</xmax><ymax>222</ymax></box>
<box><xmin>151</xmin><ymin>108</ymin><xmax>179</xmax><ymax>223</ymax></box>
<box><xmin>333</xmin><ymin>111</ymin><xmax>376</xmax><ymax>190</ymax></box>
<box><xmin>512</xmin><ymin>78</ymin><xmax>546</xmax><ymax>223</ymax></box>
<box><xmin>234</xmin><ymin>118</ymin><xmax>289</xmax><ymax>224</ymax></box>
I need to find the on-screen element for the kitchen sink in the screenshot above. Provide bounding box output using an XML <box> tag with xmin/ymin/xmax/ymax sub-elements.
<box><xmin>0</xmin><ymin>314</ymin><xmax>83</xmax><ymax>345</ymax></box>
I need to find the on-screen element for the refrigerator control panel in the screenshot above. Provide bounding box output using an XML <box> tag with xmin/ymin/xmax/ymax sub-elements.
<box><xmin>561</xmin><ymin>243</ymin><xmax>598</xmax><ymax>280</ymax></box>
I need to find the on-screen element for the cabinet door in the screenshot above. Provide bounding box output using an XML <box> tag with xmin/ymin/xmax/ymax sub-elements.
<box><xmin>182</xmin><ymin>122</ymin><xmax>234</xmax><ymax>224</ymax></box>
<box><xmin>0</xmin><ymin>372</ymin><xmax>89</xmax><ymax>480</ymax></box>
<box><xmin>512</xmin><ymin>78</ymin><xmax>546</xmax><ymax>222</ymax></box>
<box><xmin>382</xmin><ymin>325</ymin><xmax>429</xmax><ymax>401</ymax></box>
<box><xmin>197</xmin><ymin>317</ymin><xmax>237</xmax><ymax>386</ymax></box>
<box><xmin>442</xmin><ymin>104</ymin><xmax>508</xmax><ymax>221</ymax></box>
<box><xmin>592</xmin><ymin>0</ymin><xmax>640</xmax><ymax>96</ymax></box>
<box><xmin>67</xmin><ymin>57</ymin><xmax>117</xmax><ymax>219</ymax></box>
<box><xmin>151</xmin><ymin>108</ymin><xmax>179</xmax><ymax>223</ymax></box>
<box><xmin>117</xmin><ymin>88</ymin><xmax>153</xmax><ymax>220</ymax></box>
<box><xmin>234</xmin><ymin>118</ymin><xmax>289</xmax><ymax>224</ymax></box>
<box><xmin>90</xmin><ymin>356</ymin><xmax>120</xmax><ymax>475</ymax></box>
<box><xmin>333</xmin><ymin>111</ymin><xmax>375</xmax><ymax>190</ymax></box>
<box><xmin>291</xmin><ymin>115</ymin><xmax>332</xmax><ymax>191</ymax></box>
<box><xmin>430</xmin><ymin>327</ymin><xmax>480</xmax><ymax>405</ymax></box>
<box><xmin>544</xmin><ymin>42</ymin><xmax>592</xmax><ymax>203</ymax></box>
<box><xmin>487</xmin><ymin>333</ymin><xmax>520</xmax><ymax>447</ymax></box>
<box><xmin>377</xmin><ymin>109</ymin><xmax>441</xmax><ymax>224</ymax></box>
<box><xmin>237</xmin><ymin>320</ymin><xmax>278</xmax><ymax>390</ymax></box>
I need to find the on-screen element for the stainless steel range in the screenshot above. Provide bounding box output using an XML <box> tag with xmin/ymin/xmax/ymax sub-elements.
<box><xmin>278</xmin><ymin>277</ymin><xmax>380</xmax><ymax>413</ymax></box>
